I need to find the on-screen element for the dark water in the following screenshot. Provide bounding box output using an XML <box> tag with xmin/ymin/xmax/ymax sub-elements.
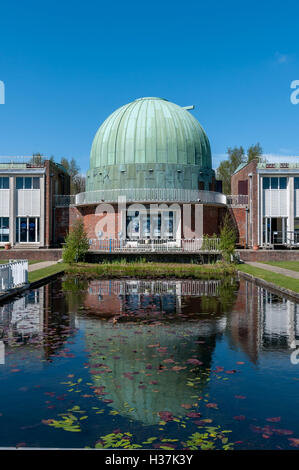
<box><xmin>0</xmin><ymin>276</ymin><xmax>298</xmax><ymax>450</ymax></box>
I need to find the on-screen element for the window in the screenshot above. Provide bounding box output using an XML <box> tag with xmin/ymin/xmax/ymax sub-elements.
<box><xmin>263</xmin><ymin>177</ymin><xmax>287</xmax><ymax>190</ymax></box>
<box><xmin>0</xmin><ymin>177</ymin><xmax>9</xmax><ymax>189</ymax></box>
<box><xmin>24</xmin><ymin>177</ymin><xmax>32</xmax><ymax>189</ymax></box>
<box><xmin>16</xmin><ymin>177</ymin><xmax>40</xmax><ymax>189</ymax></box>
<box><xmin>16</xmin><ymin>177</ymin><xmax>23</xmax><ymax>189</ymax></box>
<box><xmin>295</xmin><ymin>178</ymin><xmax>299</xmax><ymax>190</ymax></box>
<box><xmin>238</xmin><ymin>180</ymin><xmax>248</xmax><ymax>195</ymax></box>
<box><xmin>33</xmin><ymin>177</ymin><xmax>40</xmax><ymax>189</ymax></box>
<box><xmin>0</xmin><ymin>217</ymin><xmax>9</xmax><ymax>242</ymax></box>
<box><xmin>126</xmin><ymin>211</ymin><xmax>140</xmax><ymax>238</ymax></box>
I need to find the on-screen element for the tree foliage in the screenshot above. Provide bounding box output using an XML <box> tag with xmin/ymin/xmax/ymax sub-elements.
<box><xmin>216</xmin><ymin>143</ymin><xmax>262</xmax><ymax>194</ymax></box>
<box><xmin>247</xmin><ymin>143</ymin><xmax>263</xmax><ymax>163</ymax></box>
<box><xmin>60</xmin><ymin>157</ymin><xmax>86</xmax><ymax>194</ymax></box>
<box><xmin>30</xmin><ymin>152</ymin><xmax>44</xmax><ymax>166</ymax></box>
<box><xmin>62</xmin><ymin>219</ymin><xmax>89</xmax><ymax>264</ymax></box>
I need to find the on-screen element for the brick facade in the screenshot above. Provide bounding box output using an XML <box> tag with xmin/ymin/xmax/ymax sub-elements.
<box><xmin>55</xmin><ymin>203</ymin><xmax>227</xmax><ymax>244</ymax></box>
<box><xmin>0</xmin><ymin>249</ymin><xmax>62</xmax><ymax>261</ymax></box>
<box><xmin>203</xmin><ymin>205</ymin><xmax>227</xmax><ymax>235</ymax></box>
<box><xmin>237</xmin><ymin>249</ymin><xmax>299</xmax><ymax>262</ymax></box>
<box><xmin>229</xmin><ymin>207</ymin><xmax>247</xmax><ymax>247</ymax></box>
<box><xmin>231</xmin><ymin>159</ymin><xmax>259</xmax><ymax>247</ymax></box>
<box><xmin>44</xmin><ymin>161</ymin><xmax>70</xmax><ymax>247</ymax></box>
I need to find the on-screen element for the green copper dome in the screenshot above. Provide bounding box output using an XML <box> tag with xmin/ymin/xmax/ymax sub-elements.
<box><xmin>87</xmin><ymin>97</ymin><xmax>214</xmax><ymax>192</ymax></box>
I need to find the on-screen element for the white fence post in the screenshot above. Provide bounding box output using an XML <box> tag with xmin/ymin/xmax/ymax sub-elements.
<box><xmin>0</xmin><ymin>260</ymin><xmax>29</xmax><ymax>293</ymax></box>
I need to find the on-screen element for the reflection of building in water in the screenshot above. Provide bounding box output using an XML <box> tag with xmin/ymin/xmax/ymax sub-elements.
<box><xmin>258</xmin><ymin>287</ymin><xmax>299</xmax><ymax>350</ymax></box>
<box><xmin>0</xmin><ymin>288</ymin><xmax>44</xmax><ymax>340</ymax></box>
<box><xmin>82</xmin><ymin>319</ymin><xmax>221</xmax><ymax>426</ymax></box>
<box><xmin>78</xmin><ymin>278</ymin><xmax>230</xmax><ymax>426</ymax></box>
<box><xmin>0</xmin><ymin>280</ymin><xmax>76</xmax><ymax>361</ymax></box>
<box><xmin>227</xmin><ymin>279</ymin><xmax>299</xmax><ymax>362</ymax></box>
<box><xmin>84</xmin><ymin>279</ymin><xmax>222</xmax><ymax>317</ymax></box>
<box><xmin>0</xmin><ymin>340</ymin><xmax>4</xmax><ymax>364</ymax></box>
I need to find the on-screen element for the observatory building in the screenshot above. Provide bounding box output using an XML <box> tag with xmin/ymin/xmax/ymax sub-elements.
<box><xmin>55</xmin><ymin>97</ymin><xmax>226</xmax><ymax>246</ymax></box>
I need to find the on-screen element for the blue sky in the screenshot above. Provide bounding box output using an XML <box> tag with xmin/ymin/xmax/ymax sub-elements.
<box><xmin>0</xmin><ymin>0</ymin><xmax>299</xmax><ymax>173</ymax></box>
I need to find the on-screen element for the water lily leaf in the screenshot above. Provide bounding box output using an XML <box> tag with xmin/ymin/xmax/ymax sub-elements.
<box><xmin>289</xmin><ymin>438</ymin><xmax>299</xmax><ymax>447</ymax></box>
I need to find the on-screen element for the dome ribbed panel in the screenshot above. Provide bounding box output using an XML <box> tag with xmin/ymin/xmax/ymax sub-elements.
<box><xmin>89</xmin><ymin>97</ymin><xmax>212</xmax><ymax>169</ymax></box>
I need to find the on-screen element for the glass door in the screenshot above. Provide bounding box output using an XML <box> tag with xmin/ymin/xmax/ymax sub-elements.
<box><xmin>20</xmin><ymin>217</ymin><xmax>27</xmax><ymax>242</ymax></box>
<box><xmin>16</xmin><ymin>217</ymin><xmax>40</xmax><ymax>243</ymax></box>
<box><xmin>28</xmin><ymin>218</ymin><xmax>36</xmax><ymax>242</ymax></box>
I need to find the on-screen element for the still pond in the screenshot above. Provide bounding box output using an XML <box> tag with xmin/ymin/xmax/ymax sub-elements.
<box><xmin>0</xmin><ymin>276</ymin><xmax>298</xmax><ymax>450</ymax></box>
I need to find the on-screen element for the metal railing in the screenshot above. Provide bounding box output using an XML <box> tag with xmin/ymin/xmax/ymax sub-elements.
<box><xmin>0</xmin><ymin>260</ymin><xmax>28</xmax><ymax>293</ymax></box>
<box><xmin>54</xmin><ymin>194</ymin><xmax>76</xmax><ymax>206</ymax></box>
<box><xmin>262</xmin><ymin>231</ymin><xmax>299</xmax><ymax>247</ymax></box>
<box><xmin>89</xmin><ymin>238</ymin><xmax>220</xmax><ymax>253</ymax></box>
<box><xmin>54</xmin><ymin>189</ymin><xmax>227</xmax><ymax>207</ymax></box>
<box><xmin>226</xmin><ymin>195</ymin><xmax>248</xmax><ymax>206</ymax></box>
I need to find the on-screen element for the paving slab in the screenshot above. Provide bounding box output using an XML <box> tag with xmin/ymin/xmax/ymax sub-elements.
<box><xmin>245</xmin><ymin>261</ymin><xmax>299</xmax><ymax>280</ymax></box>
<box><xmin>28</xmin><ymin>261</ymin><xmax>58</xmax><ymax>272</ymax></box>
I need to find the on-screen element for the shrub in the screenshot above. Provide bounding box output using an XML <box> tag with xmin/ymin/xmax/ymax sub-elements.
<box><xmin>219</xmin><ymin>213</ymin><xmax>236</xmax><ymax>263</ymax></box>
<box><xmin>201</xmin><ymin>233</ymin><xmax>218</xmax><ymax>251</ymax></box>
<box><xmin>62</xmin><ymin>219</ymin><xmax>89</xmax><ymax>264</ymax></box>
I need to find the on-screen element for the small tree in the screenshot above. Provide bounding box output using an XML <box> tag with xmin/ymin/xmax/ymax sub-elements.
<box><xmin>219</xmin><ymin>213</ymin><xmax>236</xmax><ymax>263</ymax></box>
<box><xmin>62</xmin><ymin>219</ymin><xmax>89</xmax><ymax>263</ymax></box>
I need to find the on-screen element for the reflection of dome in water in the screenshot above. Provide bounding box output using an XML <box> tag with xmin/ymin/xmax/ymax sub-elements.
<box><xmin>83</xmin><ymin>319</ymin><xmax>225</xmax><ymax>425</ymax></box>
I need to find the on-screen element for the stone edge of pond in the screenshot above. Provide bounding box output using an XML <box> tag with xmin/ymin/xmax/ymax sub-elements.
<box><xmin>238</xmin><ymin>270</ymin><xmax>299</xmax><ymax>302</ymax></box>
<box><xmin>0</xmin><ymin>270</ymin><xmax>65</xmax><ymax>305</ymax></box>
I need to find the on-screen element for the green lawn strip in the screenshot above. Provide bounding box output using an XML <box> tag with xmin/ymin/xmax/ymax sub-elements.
<box><xmin>262</xmin><ymin>261</ymin><xmax>299</xmax><ymax>273</ymax></box>
<box><xmin>28</xmin><ymin>263</ymin><xmax>66</xmax><ymax>283</ymax></box>
<box><xmin>64</xmin><ymin>262</ymin><xmax>237</xmax><ymax>279</ymax></box>
<box><xmin>0</xmin><ymin>260</ymin><xmax>42</xmax><ymax>265</ymax></box>
<box><xmin>238</xmin><ymin>264</ymin><xmax>299</xmax><ymax>294</ymax></box>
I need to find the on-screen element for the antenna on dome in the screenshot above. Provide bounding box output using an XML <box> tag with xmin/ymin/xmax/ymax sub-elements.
<box><xmin>182</xmin><ymin>105</ymin><xmax>195</xmax><ymax>111</ymax></box>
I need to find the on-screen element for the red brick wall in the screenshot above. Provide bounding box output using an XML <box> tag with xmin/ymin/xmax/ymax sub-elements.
<box><xmin>0</xmin><ymin>249</ymin><xmax>62</xmax><ymax>261</ymax></box>
<box><xmin>44</xmin><ymin>161</ymin><xmax>71</xmax><ymax>247</ymax></box>
<box><xmin>55</xmin><ymin>205</ymin><xmax>120</xmax><ymax>244</ymax></box>
<box><xmin>237</xmin><ymin>250</ymin><xmax>299</xmax><ymax>262</ymax></box>
<box><xmin>55</xmin><ymin>203</ymin><xmax>227</xmax><ymax>244</ymax></box>
<box><xmin>203</xmin><ymin>206</ymin><xmax>227</xmax><ymax>235</ymax></box>
<box><xmin>231</xmin><ymin>159</ymin><xmax>258</xmax><ymax>247</ymax></box>
<box><xmin>229</xmin><ymin>207</ymin><xmax>247</xmax><ymax>247</ymax></box>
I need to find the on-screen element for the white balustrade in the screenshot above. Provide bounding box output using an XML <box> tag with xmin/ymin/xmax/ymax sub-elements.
<box><xmin>54</xmin><ymin>189</ymin><xmax>227</xmax><ymax>207</ymax></box>
<box><xmin>88</xmin><ymin>238</ymin><xmax>220</xmax><ymax>253</ymax></box>
<box><xmin>0</xmin><ymin>260</ymin><xmax>28</xmax><ymax>293</ymax></box>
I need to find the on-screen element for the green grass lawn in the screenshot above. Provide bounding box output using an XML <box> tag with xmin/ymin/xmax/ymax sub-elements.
<box><xmin>64</xmin><ymin>261</ymin><xmax>237</xmax><ymax>280</ymax></box>
<box><xmin>0</xmin><ymin>260</ymin><xmax>42</xmax><ymax>265</ymax></box>
<box><xmin>28</xmin><ymin>263</ymin><xmax>66</xmax><ymax>283</ymax></box>
<box><xmin>238</xmin><ymin>264</ymin><xmax>299</xmax><ymax>294</ymax></box>
<box><xmin>263</xmin><ymin>261</ymin><xmax>299</xmax><ymax>272</ymax></box>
